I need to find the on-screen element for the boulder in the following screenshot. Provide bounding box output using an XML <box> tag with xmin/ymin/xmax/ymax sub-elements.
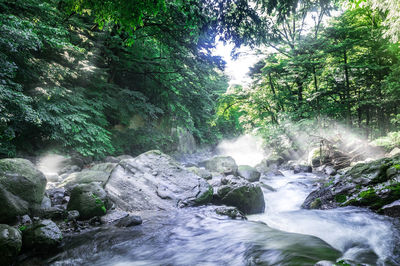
<box><xmin>389</xmin><ymin>147</ymin><xmax>400</xmax><ymax>157</ymax></box>
<box><xmin>216</xmin><ymin>182</ymin><xmax>265</xmax><ymax>214</ymax></box>
<box><xmin>201</xmin><ymin>156</ymin><xmax>238</xmax><ymax>175</ymax></box>
<box><xmin>116</xmin><ymin>155</ymin><xmax>134</xmax><ymax>161</ymax></box>
<box><xmin>255</xmin><ymin>155</ymin><xmax>284</xmax><ymax>173</ymax></box>
<box><xmin>115</xmin><ymin>215</ymin><xmax>142</xmax><ymax>227</ymax></box>
<box><xmin>22</xmin><ymin>219</ymin><xmax>62</xmax><ymax>250</ymax></box>
<box><xmin>186</xmin><ymin>167</ymin><xmax>212</xmax><ymax>180</ymax></box>
<box><xmin>381</xmin><ymin>200</ymin><xmax>400</xmax><ymax>217</ymax></box>
<box><xmin>293</xmin><ymin>165</ymin><xmax>312</xmax><ymax>174</ymax></box>
<box><xmin>100</xmin><ymin>210</ymin><xmax>129</xmax><ymax>225</ymax></box>
<box><xmin>104</xmin><ymin>156</ymin><xmax>120</xmax><ymax>163</ymax></box>
<box><xmin>309</xmin><ymin>147</ymin><xmax>330</xmax><ymax>167</ymax></box>
<box><xmin>215</xmin><ymin>206</ymin><xmax>246</xmax><ymax>220</ymax></box>
<box><xmin>105</xmin><ymin>150</ymin><xmax>213</xmax><ymax>212</ymax></box>
<box><xmin>0</xmin><ymin>158</ymin><xmax>47</xmax><ymax>223</ymax></box>
<box><xmin>59</xmin><ymin>170</ymin><xmax>109</xmax><ymax>189</ymax></box>
<box><xmin>302</xmin><ymin>155</ymin><xmax>400</xmax><ymax>211</ymax></box>
<box><xmin>67</xmin><ymin>183</ymin><xmax>108</xmax><ymax>220</ymax></box>
<box><xmin>237</xmin><ymin>165</ymin><xmax>261</xmax><ymax>182</ymax></box>
<box><xmin>0</xmin><ymin>224</ymin><xmax>22</xmax><ymax>264</ymax></box>
<box><xmin>88</xmin><ymin>162</ymin><xmax>117</xmax><ymax>173</ymax></box>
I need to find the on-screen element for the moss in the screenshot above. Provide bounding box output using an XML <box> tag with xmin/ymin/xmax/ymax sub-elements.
<box><xmin>92</xmin><ymin>193</ymin><xmax>106</xmax><ymax>214</ymax></box>
<box><xmin>194</xmin><ymin>185</ymin><xmax>213</xmax><ymax>205</ymax></box>
<box><xmin>18</xmin><ymin>225</ymin><xmax>27</xmax><ymax>231</ymax></box>
<box><xmin>310</xmin><ymin>198</ymin><xmax>322</xmax><ymax>209</ymax></box>
<box><xmin>394</xmin><ymin>164</ymin><xmax>400</xmax><ymax>170</ymax></box>
<box><xmin>371</xmin><ymin>163</ymin><xmax>391</xmax><ymax>184</ymax></box>
<box><xmin>335</xmin><ymin>194</ymin><xmax>347</xmax><ymax>203</ymax></box>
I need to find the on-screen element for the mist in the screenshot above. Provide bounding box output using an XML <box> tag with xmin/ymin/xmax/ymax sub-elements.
<box><xmin>216</xmin><ymin>134</ymin><xmax>266</xmax><ymax>166</ymax></box>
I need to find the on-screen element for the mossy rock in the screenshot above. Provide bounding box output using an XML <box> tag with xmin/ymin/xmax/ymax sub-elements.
<box><xmin>0</xmin><ymin>158</ymin><xmax>47</xmax><ymax>223</ymax></box>
<box><xmin>202</xmin><ymin>156</ymin><xmax>238</xmax><ymax>175</ymax></box>
<box><xmin>237</xmin><ymin>165</ymin><xmax>261</xmax><ymax>182</ymax></box>
<box><xmin>22</xmin><ymin>219</ymin><xmax>62</xmax><ymax>250</ymax></box>
<box><xmin>67</xmin><ymin>183</ymin><xmax>108</xmax><ymax>220</ymax></box>
<box><xmin>60</xmin><ymin>170</ymin><xmax>110</xmax><ymax>188</ymax></box>
<box><xmin>0</xmin><ymin>224</ymin><xmax>22</xmax><ymax>264</ymax></box>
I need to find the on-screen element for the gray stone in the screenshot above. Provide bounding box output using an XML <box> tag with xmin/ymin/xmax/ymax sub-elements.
<box><xmin>100</xmin><ymin>210</ymin><xmax>129</xmax><ymax>224</ymax></box>
<box><xmin>216</xmin><ymin>182</ymin><xmax>265</xmax><ymax>214</ymax></box>
<box><xmin>116</xmin><ymin>155</ymin><xmax>134</xmax><ymax>161</ymax></box>
<box><xmin>0</xmin><ymin>158</ymin><xmax>47</xmax><ymax>223</ymax></box>
<box><xmin>58</xmin><ymin>164</ymin><xmax>81</xmax><ymax>176</ymax></box>
<box><xmin>187</xmin><ymin>167</ymin><xmax>212</xmax><ymax>180</ymax></box>
<box><xmin>23</xmin><ymin>219</ymin><xmax>62</xmax><ymax>250</ymax></box>
<box><xmin>59</xmin><ymin>170</ymin><xmax>110</xmax><ymax>189</ymax></box>
<box><xmin>67</xmin><ymin>210</ymin><xmax>80</xmax><ymax>221</ymax></box>
<box><xmin>202</xmin><ymin>156</ymin><xmax>238</xmax><ymax>175</ymax></box>
<box><xmin>0</xmin><ymin>224</ymin><xmax>22</xmax><ymax>265</ymax></box>
<box><xmin>104</xmin><ymin>156</ymin><xmax>120</xmax><ymax>163</ymax></box>
<box><xmin>89</xmin><ymin>162</ymin><xmax>117</xmax><ymax>173</ymax></box>
<box><xmin>67</xmin><ymin>183</ymin><xmax>108</xmax><ymax>220</ymax></box>
<box><xmin>237</xmin><ymin>165</ymin><xmax>261</xmax><ymax>182</ymax></box>
<box><xmin>382</xmin><ymin>200</ymin><xmax>400</xmax><ymax>217</ymax></box>
<box><xmin>115</xmin><ymin>215</ymin><xmax>142</xmax><ymax>227</ymax></box>
<box><xmin>215</xmin><ymin>206</ymin><xmax>246</xmax><ymax>220</ymax></box>
<box><xmin>41</xmin><ymin>196</ymin><xmax>52</xmax><ymax>209</ymax></box>
<box><xmin>105</xmin><ymin>150</ymin><xmax>213</xmax><ymax>212</ymax></box>
<box><xmin>293</xmin><ymin>165</ymin><xmax>312</xmax><ymax>174</ymax></box>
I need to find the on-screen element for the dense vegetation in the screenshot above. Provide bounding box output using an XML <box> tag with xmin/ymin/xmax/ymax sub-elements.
<box><xmin>220</xmin><ymin>0</ymin><xmax>400</xmax><ymax>154</ymax></box>
<box><xmin>1</xmin><ymin>0</ymin><xmax>400</xmax><ymax>159</ymax></box>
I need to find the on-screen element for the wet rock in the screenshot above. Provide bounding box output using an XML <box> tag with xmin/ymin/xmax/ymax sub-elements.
<box><xmin>47</xmin><ymin>187</ymin><xmax>66</xmax><ymax>206</ymax></box>
<box><xmin>293</xmin><ymin>165</ymin><xmax>312</xmax><ymax>174</ymax></box>
<box><xmin>0</xmin><ymin>158</ymin><xmax>47</xmax><ymax>223</ymax></box>
<box><xmin>59</xmin><ymin>170</ymin><xmax>110</xmax><ymax>189</ymax></box>
<box><xmin>67</xmin><ymin>210</ymin><xmax>80</xmax><ymax>221</ymax></box>
<box><xmin>216</xmin><ymin>182</ymin><xmax>265</xmax><ymax>214</ymax></box>
<box><xmin>40</xmin><ymin>206</ymin><xmax>67</xmax><ymax>220</ymax></box>
<box><xmin>314</xmin><ymin>261</ymin><xmax>334</xmax><ymax>266</ymax></box>
<box><xmin>100</xmin><ymin>210</ymin><xmax>129</xmax><ymax>224</ymax></box>
<box><xmin>201</xmin><ymin>156</ymin><xmax>238</xmax><ymax>175</ymax></box>
<box><xmin>88</xmin><ymin>162</ymin><xmax>117</xmax><ymax>173</ymax></box>
<box><xmin>67</xmin><ymin>183</ymin><xmax>108</xmax><ymax>220</ymax></box>
<box><xmin>45</xmin><ymin>173</ymin><xmax>60</xmax><ymax>183</ymax></box>
<box><xmin>105</xmin><ymin>150</ymin><xmax>212</xmax><ymax>212</ymax></box>
<box><xmin>215</xmin><ymin>206</ymin><xmax>246</xmax><ymax>220</ymax></box>
<box><xmin>221</xmin><ymin>174</ymin><xmax>242</xmax><ymax>185</ymax></box>
<box><xmin>0</xmin><ymin>224</ymin><xmax>22</xmax><ymax>265</ymax></box>
<box><xmin>22</xmin><ymin>219</ymin><xmax>62</xmax><ymax>250</ymax></box>
<box><xmin>381</xmin><ymin>200</ymin><xmax>400</xmax><ymax>217</ymax></box>
<box><xmin>302</xmin><ymin>155</ymin><xmax>400</xmax><ymax>211</ymax></box>
<box><xmin>20</xmin><ymin>215</ymin><xmax>32</xmax><ymax>225</ymax></box>
<box><xmin>115</xmin><ymin>215</ymin><xmax>142</xmax><ymax>227</ymax></box>
<box><xmin>237</xmin><ymin>165</ymin><xmax>260</xmax><ymax>182</ymax></box>
<box><xmin>186</xmin><ymin>166</ymin><xmax>212</xmax><ymax>180</ymax></box>
<box><xmin>41</xmin><ymin>196</ymin><xmax>52</xmax><ymax>209</ymax></box>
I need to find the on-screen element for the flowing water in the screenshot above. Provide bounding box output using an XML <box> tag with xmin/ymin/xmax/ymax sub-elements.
<box><xmin>43</xmin><ymin>170</ymin><xmax>400</xmax><ymax>266</ymax></box>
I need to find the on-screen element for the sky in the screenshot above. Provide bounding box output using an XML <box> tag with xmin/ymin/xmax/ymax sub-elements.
<box><xmin>212</xmin><ymin>42</ymin><xmax>260</xmax><ymax>86</ymax></box>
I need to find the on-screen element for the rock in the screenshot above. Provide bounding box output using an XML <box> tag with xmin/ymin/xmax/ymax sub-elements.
<box><xmin>215</xmin><ymin>206</ymin><xmax>246</xmax><ymax>219</ymax></box>
<box><xmin>186</xmin><ymin>167</ymin><xmax>212</xmax><ymax>180</ymax></box>
<box><xmin>221</xmin><ymin>175</ymin><xmax>242</xmax><ymax>185</ymax></box>
<box><xmin>88</xmin><ymin>162</ymin><xmax>117</xmax><ymax>173</ymax></box>
<box><xmin>104</xmin><ymin>156</ymin><xmax>120</xmax><ymax>163</ymax></box>
<box><xmin>309</xmin><ymin>147</ymin><xmax>330</xmax><ymax>167</ymax></box>
<box><xmin>100</xmin><ymin>210</ymin><xmax>129</xmax><ymax>224</ymax></box>
<box><xmin>293</xmin><ymin>165</ymin><xmax>312</xmax><ymax>174</ymax></box>
<box><xmin>47</xmin><ymin>187</ymin><xmax>66</xmax><ymax>206</ymax></box>
<box><xmin>0</xmin><ymin>224</ymin><xmax>22</xmax><ymax>265</ymax></box>
<box><xmin>216</xmin><ymin>182</ymin><xmax>265</xmax><ymax>214</ymax></box>
<box><xmin>324</xmin><ymin>166</ymin><xmax>337</xmax><ymax>176</ymax></box>
<box><xmin>23</xmin><ymin>219</ymin><xmax>62</xmax><ymax>250</ymax></box>
<box><xmin>0</xmin><ymin>158</ymin><xmax>47</xmax><ymax>223</ymax></box>
<box><xmin>58</xmin><ymin>165</ymin><xmax>81</xmax><ymax>176</ymax></box>
<box><xmin>20</xmin><ymin>215</ymin><xmax>32</xmax><ymax>225</ymax></box>
<box><xmin>302</xmin><ymin>155</ymin><xmax>400</xmax><ymax>211</ymax></box>
<box><xmin>389</xmin><ymin>147</ymin><xmax>400</xmax><ymax>157</ymax></box>
<box><xmin>314</xmin><ymin>261</ymin><xmax>334</xmax><ymax>266</ymax></box>
<box><xmin>40</xmin><ymin>206</ymin><xmax>67</xmax><ymax>220</ymax></box>
<box><xmin>115</xmin><ymin>215</ymin><xmax>142</xmax><ymax>227</ymax></box>
<box><xmin>45</xmin><ymin>173</ymin><xmax>60</xmax><ymax>183</ymax></box>
<box><xmin>67</xmin><ymin>210</ymin><xmax>80</xmax><ymax>221</ymax></box>
<box><xmin>41</xmin><ymin>196</ymin><xmax>52</xmax><ymax>209</ymax></box>
<box><xmin>237</xmin><ymin>165</ymin><xmax>261</xmax><ymax>182</ymax></box>
<box><xmin>67</xmin><ymin>183</ymin><xmax>108</xmax><ymax>220</ymax></box>
<box><xmin>381</xmin><ymin>200</ymin><xmax>400</xmax><ymax>217</ymax></box>
<box><xmin>201</xmin><ymin>156</ymin><xmax>238</xmax><ymax>175</ymax></box>
<box><xmin>105</xmin><ymin>150</ymin><xmax>213</xmax><ymax>212</ymax></box>
<box><xmin>116</xmin><ymin>155</ymin><xmax>134</xmax><ymax>161</ymax></box>
<box><xmin>59</xmin><ymin>170</ymin><xmax>110</xmax><ymax>189</ymax></box>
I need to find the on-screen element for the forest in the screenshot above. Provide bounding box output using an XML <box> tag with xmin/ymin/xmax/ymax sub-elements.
<box><xmin>1</xmin><ymin>0</ymin><xmax>400</xmax><ymax>265</ymax></box>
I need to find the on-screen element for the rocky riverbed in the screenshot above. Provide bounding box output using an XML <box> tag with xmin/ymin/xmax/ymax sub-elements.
<box><xmin>0</xmin><ymin>149</ymin><xmax>400</xmax><ymax>265</ymax></box>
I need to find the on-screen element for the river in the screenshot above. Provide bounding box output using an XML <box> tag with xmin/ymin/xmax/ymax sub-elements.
<box><xmin>44</xmin><ymin>169</ymin><xmax>400</xmax><ymax>266</ymax></box>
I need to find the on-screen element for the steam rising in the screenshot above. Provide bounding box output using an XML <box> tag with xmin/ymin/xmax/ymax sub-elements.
<box><xmin>216</xmin><ymin>135</ymin><xmax>265</xmax><ymax>166</ymax></box>
<box><xmin>36</xmin><ymin>153</ymin><xmax>67</xmax><ymax>176</ymax></box>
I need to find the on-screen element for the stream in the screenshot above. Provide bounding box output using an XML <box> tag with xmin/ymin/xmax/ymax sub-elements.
<box><xmin>44</xmin><ymin>169</ymin><xmax>400</xmax><ymax>266</ymax></box>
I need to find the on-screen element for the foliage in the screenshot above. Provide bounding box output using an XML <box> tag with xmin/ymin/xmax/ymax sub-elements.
<box><xmin>372</xmin><ymin>132</ymin><xmax>400</xmax><ymax>151</ymax></box>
